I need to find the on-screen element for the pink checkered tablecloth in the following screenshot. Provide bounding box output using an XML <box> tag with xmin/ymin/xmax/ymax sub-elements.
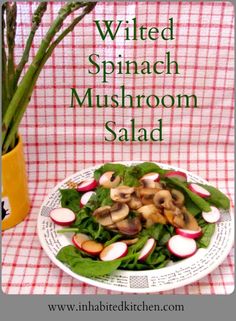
<box><xmin>2</xmin><ymin>1</ymin><xmax>234</xmax><ymax>294</ymax></box>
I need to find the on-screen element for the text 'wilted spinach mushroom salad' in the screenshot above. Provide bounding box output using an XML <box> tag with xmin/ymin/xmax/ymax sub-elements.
<box><xmin>50</xmin><ymin>162</ymin><xmax>230</xmax><ymax>277</ymax></box>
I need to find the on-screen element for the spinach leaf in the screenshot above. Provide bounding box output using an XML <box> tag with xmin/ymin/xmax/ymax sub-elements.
<box><xmin>184</xmin><ymin>194</ymin><xmax>201</xmax><ymax>216</ymax></box>
<box><xmin>199</xmin><ymin>184</ymin><xmax>230</xmax><ymax>210</ymax></box>
<box><xmin>94</xmin><ymin>163</ymin><xmax>126</xmax><ymax>180</ymax></box>
<box><xmin>134</xmin><ymin>162</ymin><xmax>167</xmax><ymax>176</ymax></box>
<box><xmin>197</xmin><ymin>223</ymin><xmax>215</xmax><ymax>248</ymax></box>
<box><xmin>165</xmin><ymin>177</ymin><xmax>211</xmax><ymax>212</ymax></box>
<box><xmin>60</xmin><ymin>189</ymin><xmax>82</xmax><ymax>213</ymax></box>
<box><xmin>139</xmin><ymin>224</ymin><xmax>173</xmax><ymax>245</ymax></box>
<box><xmin>123</xmin><ymin>166</ymin><xmax>141</xmax><ymax>186</ymax></box>
<box><xmin>57</xmin><ymin>245</ymin><xmax>121</xmax><ymax>277</ymax></box>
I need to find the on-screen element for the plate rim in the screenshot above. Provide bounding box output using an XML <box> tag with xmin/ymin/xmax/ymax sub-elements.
<box><xmin>37</xmin><ymin>161</ymin><xmax>234</xmax><ymax>293</ymax></box>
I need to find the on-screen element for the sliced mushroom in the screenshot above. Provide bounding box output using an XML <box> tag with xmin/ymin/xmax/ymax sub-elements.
<box><xmin>137</xmin><ymin>204</ymin><xmax>158</xmax><ymax>219</ymax></box>
<box><xmin>116</xmin><ymin>217</ymin><xmax>142</xmax><ymax>236</ymax></box>
<box><xmin>110</xmin><ymin>186</ymin><xmax>134</xmax><ymax>203</ymax></box>
<box><xmin>137</xmin><ymin>204</ymin><xmax>167</xmax><ymax>226</ymax></box>
<box><xmin>93</xmin><ymin>206</ymin><xmax>113</xmax><ymax>226</ymax></box>
<box><xmin>141</xmin><ymin>194</ymin><xmax>154</xmax><ymax>205</ymax></box>
<box><xmin>100</xmin><ymin>171</ymin><xmax>121</xmax><ymax>188</ymax></box>
<box><xmin>145</xmin><ymin>213</ymin><xmax>167</xmax><ymax>228</ymax></box>
<box><xmin>110</xmin><ymin>203</ymin><xmax>129</xmax><ymax>223</ymax></box>
<box><xmin>136</xmin><ymin>187</ymin><xmax>160</xmax><ymax>198</ymax></box>
<box><xmin>140</xmin><ymin>180</ymin><xmax>162</xmax><ymax>189</ymax></box>
<box><xmin>181</xmin><ymin>207</ymin><xmax>199</xmax><ymax>231</ymax></box>
<box><xmin>127</xmin><ymin>192</ymin><xmax>143</xmax><ymax>210</ymax></box>
<box><xmin>122</xmin><ymin>238</ymin><xmax>139</xmax><ymax>245</ymax></box>
<box><xmin>105</xmin><ymin>223</ymin><xmax>117</xmax><ymax>229</ymax></box>
<box><xmin>163</xmin><ymin>205</ymin><xmax>183</xmax><ymax>225</ymax></box>
<box><xmin>171</xmin><ymin>189</ymin><xmax>185</xmax><ymax>207</ymax></box>
<box><xmin>153</xmin><ymin>190</ymin><xmax>175</xmax><ymax>209</ymax></box>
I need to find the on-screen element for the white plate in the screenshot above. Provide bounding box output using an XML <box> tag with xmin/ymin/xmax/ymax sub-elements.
<box><xmin>37</xmin><ymin>162</ymin><xmax>234</xmax><ymax>293</ymax></box>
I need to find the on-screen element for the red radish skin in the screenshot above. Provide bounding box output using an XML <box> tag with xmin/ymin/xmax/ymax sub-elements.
<box><xmin>80</xmin><ymin>191</ymin><xmax>96</xmax><ymax>207</ymax></box>
<box><xmin>138</xmin><ymin>238</ymin><xmax>156</xmax><ymax>261</ymax></box>
<box><xmin>167</xmin><ymin>235</ymin><xmax>197</xmax><ymax>258</ymax></box>
<box><xmin>72</xmin><ymin>233</ymin><xmax>91</xmax><ymax>250</ymax></box>
<box><xmin>188</xmin><ymin>183</ymin><xmax>210</xmax><ymax>198</ymax></box>
<box><xmin>165</xmin><ymin>171</ymin><xmax>187</xmax><ymax>182</ymax></box>
<box><xmin>202</xmin><ymin>206</ymin><xmax>221</xmax><ymax>223</ymax></box>
<box><xmin>50</xmin><ymin>208</ymin><xmax>76</xmax><ymax>226</ymax></box>
<box><xmin>77</xmin><ymin>179</ymin><xmax>97</xmax><ymax>192</ymax></box>
<box><xmin>81</xmin><ymin>240</ymin><xmax>104</xmax><ymax>256</ymax></box>
<box><xmin>140</xmin><ymin>172</ymin><xmax>160</xmax><ymax>182</ymax></box>
<box><xmin>175</xmin><ymin>227</ymin><xmax>202</xmax><ymax>239</ymax></box>
<box><xmin>100</xmin><ymin>242</ymin><xmax>128</xmax><ymax>261</ymax></box>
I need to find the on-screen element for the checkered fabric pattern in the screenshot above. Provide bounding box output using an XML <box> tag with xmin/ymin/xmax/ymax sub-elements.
<box><xmin>2</xmin><ymin>2</ymin><xmax>234</xmax><ymax>294</ymax></box>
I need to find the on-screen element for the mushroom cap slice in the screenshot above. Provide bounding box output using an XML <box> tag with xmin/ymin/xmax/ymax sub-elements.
<box><xmin>153</xmin><ymin>190</ymin><xmax>175</xmax><ymax>209</ymax></box>
<box><xmin>163</xmin><ymin>207</ymin><xmax>184</xmax><ymax>228</ymax></box>
<box><xmin>128</xmin><ymin>193</ymin><xmax>143</xmax><ymax>209</ymax></box>
<box><xmin>149</xmin><ymin>212</ymin><xmax>167</xmax><ymax>225</ymax></box>
<box><xmin>137</xmin><ymin>187</ymin><xmax>160</xmax><ymax>197</ymax></box>
<box><xmin>137</xmin><ymin>204</ymin><xmax>158</xmax><ymax>219</ymax></box>
<box><xmin>99</xmin><ymin>171</ymin><xmax>121</xmax><ymax>188</ymax></box>
<box><xmin>164</xmin><ymin>207</ymin><xmax>199</xmax><ymax>231</ymax></box>
<box><xmin>93</xmin><ymin>206</ymin><xmax>113</xmax><ymax>226</ymax></box>
<box><xmin>110</xmin><ymin>203</ymin><xmax>129</xmax><ymax>223</ymax></box>
<box><xmin>122</xmin><ymin>238</ymin><xmax>139</xmax><ymax>245</ymax></box>
<box><xmin>171</xmin><ymin>189</ymin><xmax>185</xmax><ymax>207</ymax></box>
<box><xmin>110</xmin><ymin>186</ymin><xmax>135</xmax><ymax>203</ymax></box>
<box><xmin>141</xmin><ymin>195</ymin><xmax>155</xmax><ymax>205</ymax></box>
<box><xmin>116</xmin><ymin>217</ymin><xmax>142</xmax><ymax>236</ymax></box>
<box><xmin>141</xmin><ymin>180</ymin><xmax>162</xmax><ymax>189</ymax></box>
<box><xmin>182</xmin><ymin>208</ymin><xmax>199</xmax><ymax>231</ymax></box>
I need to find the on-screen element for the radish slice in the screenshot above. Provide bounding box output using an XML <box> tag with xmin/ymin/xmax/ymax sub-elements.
<box><xmin>165</xmin><ymin>171</ymin><xmax>187</xmax><ymax>182</ymax></box>
<box><xmin>77</xmin><ymin>179</ymin><xmax>97</xmax><ymax>192</ymax></box>
<box><xmin>80</xmin><ymin>191</ymin><xmax>96</xmax><ymax>207</ymax></box>
<box><xmin>175</xmin><ymin>227</ymin><xmax>202</xmax><ymax>239</ymax></box>
<box><xmin>140</xmin><ymin>172</ymin><xmax>160</xmax><ymax>182</ymax></box>
<box><xmin>81</xmin><ymin>240</ymin><xmax>104</xmax><ymax>255</ymax></box>
<box><xmin>72</xmin><ymin>233</ymin><xmax>91</xmax><ymax>249</ymax></box>
<box><xmin>138</xmin><ymin>238</ymin><xmax>156</xmax><ymax>261</ymax></box>
<box><xmin>167</xmin><ymin>235</ymin><xmax>197</xmax><ymax>258</ymax></box>
<box><xmin>50</xmin><ymin>208</ymin><xmax>76</xmax><ymax>226</ymax></box>
<box><xmin>100</xmin><ymin>242</ymin><xmax>128</xmax><ymax>261</ymax></box>
<box><xmin>188</xmin><ymin>183</ymin><xmax>210</xmax><ymax>198</ymax></box>
<box><xmin>202</xmin><ymin>206</ymin><xmax>221</xmax><ymax>223</ymax></box>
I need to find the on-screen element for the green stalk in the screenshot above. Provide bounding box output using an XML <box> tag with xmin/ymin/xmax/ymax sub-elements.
<box><xmin>14</xmin><ymin>2</ymin><xmax>48</xmax><ymax>89</ymax></box>
<box><xmin>6</xmin><ymin>2</ymin><xmax>17</xmax><ymax>101</ymax></box>
<box><xmin>2</xmin><ymin>2</ymin><xmax>97</xmax><ymax>153</ymax></box>
<box><xmin>2</xmin><ymin>2</ymin><xmax>88</xmax><ymax>146</ymax></box>
<box><xmin>2</xmin><ymin>4</ymin><xmax>8</xmax><ymax>117</ymax></box>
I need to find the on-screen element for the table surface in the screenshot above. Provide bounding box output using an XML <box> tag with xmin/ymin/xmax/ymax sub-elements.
<box><xmin>2</xmin><ymin>2</ymin><xmax>234</xmax><ymax>295</ymax></box>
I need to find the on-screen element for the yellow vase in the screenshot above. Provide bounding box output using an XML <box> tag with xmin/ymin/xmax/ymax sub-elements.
<box><xmin>2</xmin><ymin>135</ymin><xmax>30</xmax><ymax>230</ymax></box>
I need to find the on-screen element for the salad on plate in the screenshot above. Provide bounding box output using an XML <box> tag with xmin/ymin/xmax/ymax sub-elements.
<box><xmin>50</xmin><ymin>162</ymin><xmax>230</xmax><ymax>278</ymax></box>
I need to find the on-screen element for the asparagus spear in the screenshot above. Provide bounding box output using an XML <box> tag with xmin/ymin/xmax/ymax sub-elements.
<box><xmin>6</xmin><ymin>2</ymin><xmax>17</xmax><ymax>102</ymax></box>
<box><xmin>14</xmin><ymin>2</ymin><xmax>48</xmax><ymax>89</ymax></box>
<box><xmin>2</xmin><ymin>2</ymin><xmax>97</xmax><ymax>153</ymax></box>
<box><xmin>2</xmin><ymin>4</ymin><xmax>8</xmax><ymax>117</ymax></box>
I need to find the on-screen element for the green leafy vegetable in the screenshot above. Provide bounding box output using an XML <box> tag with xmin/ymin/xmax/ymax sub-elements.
<box><xmin>57</xmin><ymin>245</ymin><xmax>121</xmax><ymax>277</ymax></box>
<box><xmin>197</xmin><ymin>223</ymin><xmax>215</xmax><ymax>248</ymax></box>
<box><xmin>56</xmin><ymin>162</ymin><xmax>229</xmax><ymax>277</ymax></box>
<box><xmin>134</xmin><ymin>162</ymin><xmax>167</xmax><ymax>176</ymax></box>
<box><xmin>184</xmin><ymin>194</ymin><xmax>201</xmax><ymax>216</ymax></box>
<box><xmin>165</xmin><ymin>177</ymin><xmax>211</xmax><ymax>212</ymax></box>
<box><xmin>140</xmin><ymin>223</ymin><xmax>174</xmax><ymax>245</ymax></box>
<box><xmin>199</xmin><ymin>184</ymin><xmax>230</xmax><ymax>210</ymax></box>
<box><xmin>60</xmin><ymin>189</ymin><xmax>82</xmax><ymax>213</ymax></box>
<box><xmin>94</xmin><ymin>163</ymin><xmax>126</xmax><ymax>180</ymax></box>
